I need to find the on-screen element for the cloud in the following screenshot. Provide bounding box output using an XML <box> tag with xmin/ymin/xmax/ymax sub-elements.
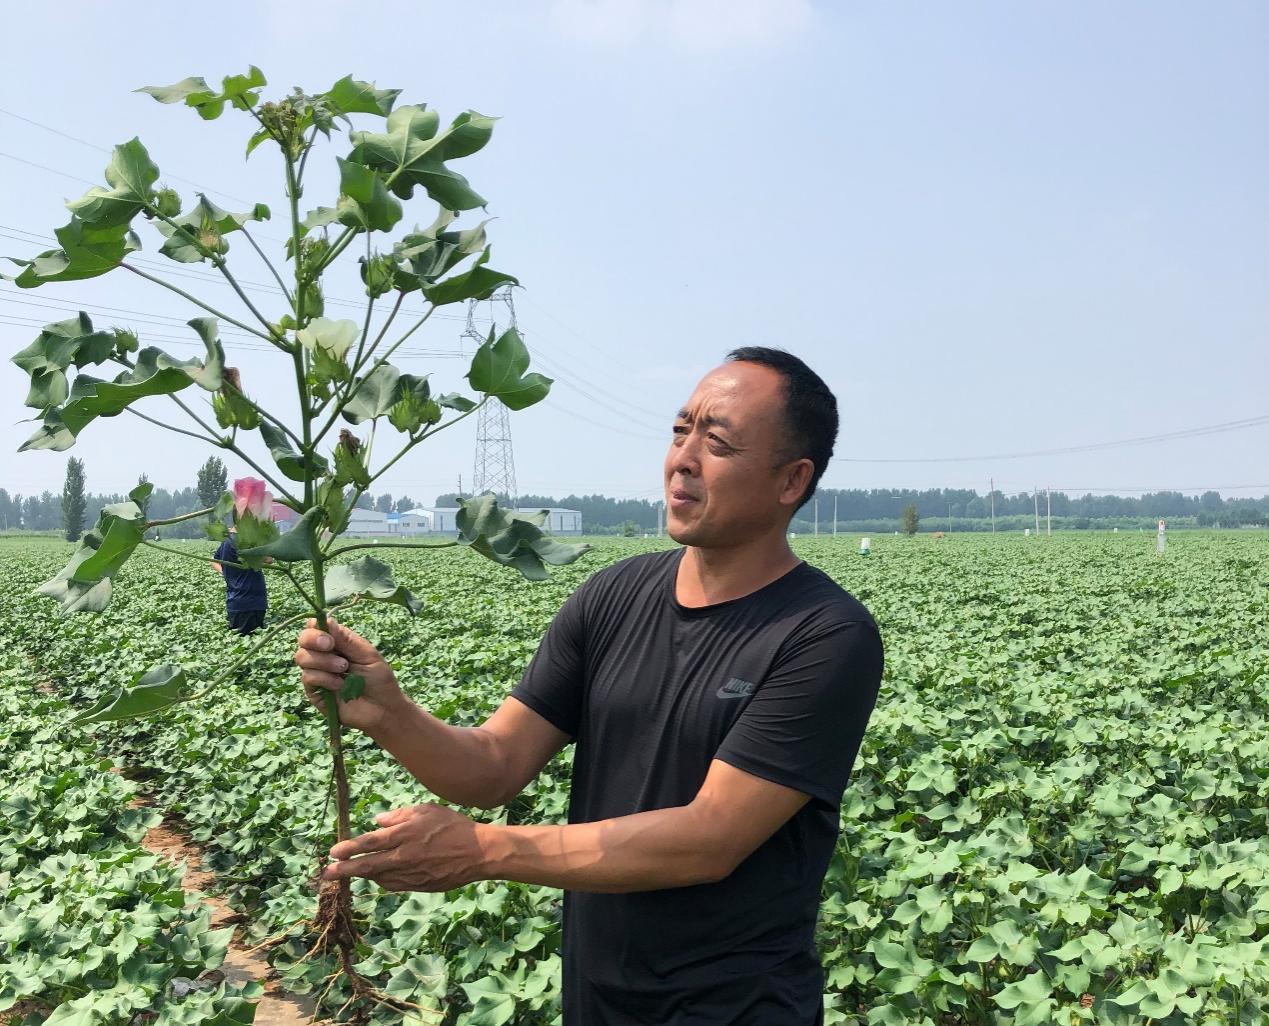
<box><xmin>550</xmin><ymin>0</ymin><xmax>812</xmax><ymax>54</ymax></box>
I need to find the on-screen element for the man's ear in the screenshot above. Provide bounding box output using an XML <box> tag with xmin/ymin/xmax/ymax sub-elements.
<box><xmin>779</xmin><ymin>459</ymin><xmax>815</xmax><ymax>509</ymax></box>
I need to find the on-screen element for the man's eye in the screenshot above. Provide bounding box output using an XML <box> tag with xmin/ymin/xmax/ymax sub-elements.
<box><xmin>672</xmin><ymin>425</ymin><xmax>688</xmax><ymax>435</ymax></box>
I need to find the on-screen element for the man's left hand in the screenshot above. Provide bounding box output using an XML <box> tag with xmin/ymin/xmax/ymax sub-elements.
<box><xmin>320</xmin><ymin>804</ymin><xmax>488</xmax><ymax>892</ymax></box>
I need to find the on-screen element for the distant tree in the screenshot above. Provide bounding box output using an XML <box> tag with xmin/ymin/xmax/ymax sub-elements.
<box><xmin>621</xmin><ymin>519</ymin><xmax>639</xmax><ymax>537</ymax></box>
<box><xmin>196</xmin><ymin>456</ymin><xmax>228</xmax><ymax>509</ymax></box>
<box><xmin>62</xmin><ymin>457</ymin><xmax>87</xmax><ymax>542</ymax></box>
<box><xmin>395</xmin><ymin>495</ymin><xmax>417</xmax><ymax>513</ymax></box>
<box><xmin>355</xmin><ymin>492</ymin><xmax>374</xmax><ymax>510</ymax></box>
<box><xmin>901</xmin><ymin>503</ymin><xmax>919</xmax><ymax>535</ymax></box>
<box><xmin>376</xmin><ymin>493</ymin><xmax>394</xmax><ymax>514</ymax></box>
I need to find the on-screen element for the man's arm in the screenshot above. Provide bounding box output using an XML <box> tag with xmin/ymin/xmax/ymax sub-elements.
<box><xmin>367</xmin><ymin>696</ymin><xmax>571</xmax><ymax>810</ymax></box>
<box><xmin>321</xmin><ymin>759</ymin><xmax>809</xmax><ymax>893</ymax></box>
<box><xmin>295</xmin><ymin>619</ymin><xmax>569</xmax><ymax>810</ymax></box>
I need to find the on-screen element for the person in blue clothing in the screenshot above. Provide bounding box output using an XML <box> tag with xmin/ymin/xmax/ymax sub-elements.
<box><xmin>212</xmin><ymin>527</ymin><xmax>268</xmax><ymax>635</ymax></box>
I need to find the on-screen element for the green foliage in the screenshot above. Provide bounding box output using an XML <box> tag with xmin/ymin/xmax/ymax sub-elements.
<box><xmin>62</xmin><ymin>456</ymin><xmax>87</xmax><ymax>542</ymax></box>
<box><xmin>901</xmin><ymin>503</ymin><xmax>919</xmax><ymax>536</ymax></box>
<box><xmin>5</xmin><ymin>533</ymin><xmax>1269</xmax><ymax>1023</ymax></box>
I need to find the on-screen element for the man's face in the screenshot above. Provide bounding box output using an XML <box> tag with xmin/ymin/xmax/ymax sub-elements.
<box><xmin>663</xmin><ymin>362</ymin><xmax>810</xmax><ymax>548</ymax></box>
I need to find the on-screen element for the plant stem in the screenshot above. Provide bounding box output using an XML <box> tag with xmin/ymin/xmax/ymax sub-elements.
<box><xmin>125</xmin><ymin>406</ymin><xmax>215</xmax><ymax>444</ymax></box>
<box><xmin>371</xmin><ymin>398</ymin><xmax>487</xmax><ymax>488</ymax></box>
<box><xmin>310</xmin><ymin>291</ymin><xmax>411</xmax><ymax>449</ymax></box>
<box><xmin>165</xmin><ymin>393</ymin><xmax>300</xmax><ymax>506</ymax></box>
<box><xmin>183</xmin><ymin>609</ymin><xmax>322</xmax><ymax>702</ymax></box>
<box><xmin>143</xmin><ymin>201</ymin><xmax>285</xmax><ymax>342</ymax></box>
<box><xmin>240</xmin><ymin>225</ymin><xmax>294</xmax><ymax>305</ymax></box>
<box><xmin>121</xmin><ymin>263</ymin><xmax>277</xmax><ymax>344</ymax></box>
<box><xmin>221</xmin><ymin>378</ymin><xmax>304</xmax><ymax>449</ymax></box>
<box><xmin>280</xmin><ymin>563</ymin><xmax>321</xmax><ymax>612</ymax></box>
<box><xmin>146</xmin><ymin>506</ymin><xmax>217</xmax><ymax>528</ymax></box>
<box><xmin>327</xmin><ymin>540</ymin><xmax>458</xmax><ymax>558</ymax></box>
<box><xmin>285</xmin><ymin>141</ymin><xmax>352</xmax><ymax>851</ymax></box>
<box><xmin>140</xmin><ymin>539</ymin><xmax>284</xmax><ymax>574</ymax></box>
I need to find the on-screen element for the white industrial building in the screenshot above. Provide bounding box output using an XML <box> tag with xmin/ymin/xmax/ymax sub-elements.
<box><xmin>427</xmin><ymin>507</ymin><xmax>583</xmax><ymax>536</ymax></box>
<box><xmin>345</xmin><ymin>508</ymin><xmax>387</xmax><ymax>535</ymax></box>
<box><xmin>334</xmin><ymin>506</ymin><xmax>582</xmax><ymax>537</ymax></box>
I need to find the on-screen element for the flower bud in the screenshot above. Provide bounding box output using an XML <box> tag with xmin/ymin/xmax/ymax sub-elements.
<box><xmin>360</xmin><ymin>253</ymin><xmax>397</xmax><ymax>299</ymax></box>
<box><xmin>155</xmin><ymin>187</ymin><xmax>182</xmax><ymax>218</ymax></box>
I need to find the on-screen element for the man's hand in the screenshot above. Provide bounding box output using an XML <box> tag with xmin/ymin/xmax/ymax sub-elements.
<box><xmin>294</xmin><ymin>617</ymin><xmax>408</xmax><ymax>734</ymax></box>
<box><xmin>321</xmin><ymin>804</ymin><xmax>488</xmax><ymax>892</ymax></box>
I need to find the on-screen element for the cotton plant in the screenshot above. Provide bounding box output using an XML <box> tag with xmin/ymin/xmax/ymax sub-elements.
<box><xmin>5</xmin><ymin>67</ymin><xmax>588</xmax><ymax>999</ymax></box>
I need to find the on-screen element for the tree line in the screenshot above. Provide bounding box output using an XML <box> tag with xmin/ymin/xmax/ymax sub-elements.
<box><xmin>3</xmin><ymin>472</ymin><xmax>1266</xmax><ymax>538</ymax></box>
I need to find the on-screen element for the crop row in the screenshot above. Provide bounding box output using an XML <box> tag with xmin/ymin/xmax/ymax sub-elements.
<box><xmin>2</xmin><ymin>532</ymin><xmax>1268</xmax><ymax>1024</ymax></box>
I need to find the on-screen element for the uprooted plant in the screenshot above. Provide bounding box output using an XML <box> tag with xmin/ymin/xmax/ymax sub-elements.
<box><xmin>5</xmin><ymin>67</ymin><xmax>588</xmax><ymax>1007</ymax></box>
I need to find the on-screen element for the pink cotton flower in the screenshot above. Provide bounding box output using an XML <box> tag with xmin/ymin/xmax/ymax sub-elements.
<box><xmin>233</xmin><ymin>477</ymin><xmax>273</xmax><ymax>521</ymax></box>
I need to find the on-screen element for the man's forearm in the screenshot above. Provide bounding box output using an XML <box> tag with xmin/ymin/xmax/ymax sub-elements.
<box><xmin>369</xmin><ymin>701</ymin><xmax>510</xmax><ymax>810</ymax></box>
<box><xmin>474</xmin><ymin>804</ymin><xmax>733</xmax><ymax>893</ymax></box>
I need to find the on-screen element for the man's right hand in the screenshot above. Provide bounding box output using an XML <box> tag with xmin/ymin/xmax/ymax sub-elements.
<box><xmin>294</xmin><ymin>618</ymin><xmax>408</xmax><ymax>734</ymax></box>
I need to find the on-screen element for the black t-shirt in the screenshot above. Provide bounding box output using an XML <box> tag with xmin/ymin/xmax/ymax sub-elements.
<box><xmin>512</xmin><ymin>549</ymin><xmax>883</xmax><ymax>1025</ymax></box>
<box><xmin>213</xmin><ymin>537</ymin><xmax>267</xmax><ymax>613</ymax></box>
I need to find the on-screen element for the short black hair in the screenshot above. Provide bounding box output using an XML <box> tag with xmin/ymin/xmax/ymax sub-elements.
<box><xmin>726</xmin><ymin>346</ymin><xmax>837</xmax><ymax>510</ymax></box>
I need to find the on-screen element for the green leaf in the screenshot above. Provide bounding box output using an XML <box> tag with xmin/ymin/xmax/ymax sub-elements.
<box><xmin>437</xmin><ymin>392</ymin><xmax>476</xmax><ymax>413</ymax></box>
<box><xmin>420</xmin><ymin>246</ymin><xmax>517</xmax><ymax>307</ymax></box>
<box><xmin>339</xmin><ymin>673</ymin><xmax>366</xmax><ymax>702</ymax></box>
<box><xmin>73</xmin><ymin>665</ymin><xmax>190</xmax><ymax>725</ymax></box>
<box><xmin>390</xmin><ymin>213</ymin><xmax>498</xmax><ymax>293</ymax></box>
<box><xmin>65</xmin><ymin>139</ymin><xmax>159</xmax><ymax>227</ymax></box>
<box><xmin>239</xmin><ymin>508</ymin><xmax>322</xmax><ymax>564</ymax></box>
<box><xmin>317</xmin><ymin>479</ymin><xmax>350</xmax><ymax>536</ymax></box>
<box><xmin>992</xmin><ymin>971</ymin><xmax>1053</xmax><ymax>1010</ymax></box>
<box><xmin>258</xmin><ymin>421</ymin><xmax>329</xmax><ymax>482</ymax></box>
<box><xmin>342</xmin><ymin>364</ymin><xmax>402</xmax><ymax>424</ymax></box>
<box><xmin>129</xmin><ymin>480</ymin><xmax>154</xmax><ymax>507</ymax></box>
<box><xmin>325</xmin><ymin>556</ymin><xmax>423</xmax><ymax>615</ymax></box>
<box><xmin>456</xmin><ymin>493</ymin><xmax>589</xmax><ymax>581</ymax></box>
<box><xmin>459</xmin><ymin>976</ymin><xmax>516</xmax><ymax>1026</ymax></box>
<box><xmin>27</xmin><ymin>325</ymin><xmax>225</xmax><ymax>450</ymax></box>
<box><xmin>11</xmin><ymin>313</ymin><xmax>116</xmax><ymax>409</ymax></box>
<box><xmin>156</xmin><ymin>195</ymin><xmax>271</xmax><ymax>264</ymax></box>
<box><xmin>466</xmin><ymin>327</ymin><xmax>552</xmax><ymax>411</ymax></box>
<box><xmin>220</xmin><ymin>66</ymin><xmax>267</xmax><ymax>111</ymax></box>
<box><xmin>7</xmin><ymin>219</ymin><xmax>141</xmax><ymax>286</ymax></box>
<box><xmin>36</xmin><ymin>500</ymin><xmax>146</xmax><ymax>612</ymax></box>
<box><xmin>137</xmin><ymin>68</ymin><xmax>265</xmax><ymax>119</ymax></box>
<box><xmin>347</xmin><ymin>106</ymin><xmax>495</xmax><ymax>209</ymax></box>
<box><xmin>324</xmin><ymin>76</ymin><xmax>401</xmax><ymax>118</ymax></box>
<box><xmin>335</xmin><ymin>158</ymin><xmax>403</xmax><ymax>232</ymax></box>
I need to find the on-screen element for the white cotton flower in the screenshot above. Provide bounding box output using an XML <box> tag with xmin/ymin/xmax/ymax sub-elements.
<box><xmin>297</xmin><ymin>317</ymin><xmax>359</xmax><ymax>360</ymax></box>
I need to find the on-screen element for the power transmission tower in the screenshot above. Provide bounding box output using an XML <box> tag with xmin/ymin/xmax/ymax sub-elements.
<box><xmin>470</xmin><ymin>288</ymin><xmax>519</xmax><ymax>505</ymax></box>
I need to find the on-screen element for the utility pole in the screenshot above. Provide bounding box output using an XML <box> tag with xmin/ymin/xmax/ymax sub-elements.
<box><xmin>948</xmin><ymin>501</ymin><xmax>953</xmax><ymax>534</ymax></box>
<box><xmin>1046</xmin><ymin>487</ymin><xmax>1051</xmax><ymax>536</ymax></box>
<box><xmin>814</xmin><ymin>496</ymin><xmax>819</xmax><ymax>536</ymax></box>
<box><xmin>1033</xmin><ymin>487</ymin><xmax>1040</xmax><ymax>535</ymax></box>
<box><xmin>990</xmin><ymin>477</ymin><xmax>996</xmax><ymax>534</ymax></box>
<box><xmin>656</xmin><ymin>500</ymin><xmax>663</xmax><ymax>537</ymax></box>
<box><xmin>833</xmin><ymin>494</ymin><xmax>838</xmax><ymax>536</ymax></box>
<box><xmin>457</xmin><ymin>474</ymin><xmax>462</xmax><ymax>499</ymax></box>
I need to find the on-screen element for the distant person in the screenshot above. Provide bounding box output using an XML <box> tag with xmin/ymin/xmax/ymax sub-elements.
<box><xmin>212</xmin><ymin>527</ymin><xmax>267</xmax><ymax>635</ymax></box>
<box><xmin>1157</xmin><ymin>518</ymin><xmax>1167</xmax><ymax>554</ymax></box>
<box><xmin>294</xmin><ymin>347</ymin><xmax>884</xmax><ymax>1024</ymax></box>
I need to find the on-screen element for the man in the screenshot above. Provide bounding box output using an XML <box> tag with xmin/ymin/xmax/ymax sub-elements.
<box><xmin>212</xmin><ymin>527</ymin><xmax>268</xmax><ymax>635</ymax></box>
<box><xmin>294</xmin><ymin>347</ymin><xmax>883</xmax><ymax>1024</ymax></box>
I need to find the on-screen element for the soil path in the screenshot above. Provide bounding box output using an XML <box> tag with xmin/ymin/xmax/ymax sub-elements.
<box><xmin>136</xmin><ymin>800</ymin><xmax>322</xmax><ymax>1026</ymax></box>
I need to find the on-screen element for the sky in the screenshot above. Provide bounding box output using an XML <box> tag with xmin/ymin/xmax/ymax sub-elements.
<box><xmin>1</xmin><ymin>1</ymin><xmax>1266</xmax><ymax>506</ymax></box>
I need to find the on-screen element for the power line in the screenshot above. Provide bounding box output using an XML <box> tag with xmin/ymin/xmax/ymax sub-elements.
<box><xmin>834</xmin><ymin>414</ymin><xmax>1269</xmax><ymax>464</ymax></box>
<box><xmin>0</xmin><ymin>106</ymin><xmax>258</xmax><ymax>207</ymax></box>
